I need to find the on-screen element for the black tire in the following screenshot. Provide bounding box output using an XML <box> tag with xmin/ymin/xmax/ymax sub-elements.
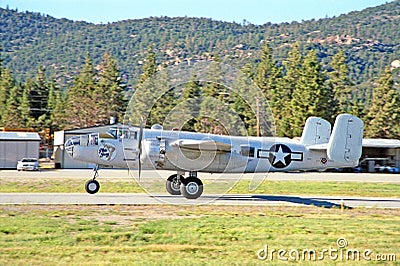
<box><xmin>180</xmin><ymin>176</ymin><xmax>203</xmax><ymax>199</ymax></box>
<box><xmin>166</xmin><ymin>174</ymin><xmax>183</xmax><ymax>195</ymax></box>
<box><xmin>85</xmin><ymin>179</ymin><xmax>100</xmax><ymax>194</ymax></box>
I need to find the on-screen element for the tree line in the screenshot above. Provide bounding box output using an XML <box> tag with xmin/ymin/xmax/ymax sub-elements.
<box><xmin>130</xmin><ymin>44</ymin><xmax>400</xmax><ymax>139</ymax></box>
<box><xmin>0</xmin><ymin>44</ymin><xmax>399</xmax><ymax>139</ymax></box>
<box><xmin>2</xmin><ymin>1</ymin><xmax>400</xmax><ymax>90</ymax></box>
<box><xmin>0</xmin><ymin>52</ymin><xmax>125</xmax><ymax>133</ymax></box>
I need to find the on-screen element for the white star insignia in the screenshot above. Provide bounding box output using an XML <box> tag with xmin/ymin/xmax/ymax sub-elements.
<box><xmin>271</xmin><ymin>145</ymin><xmax>290</xmax><ymax>166</ymax></box>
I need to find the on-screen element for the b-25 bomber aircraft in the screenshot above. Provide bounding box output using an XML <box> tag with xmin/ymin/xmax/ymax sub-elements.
<box><xmin>65</xmin><ymin>114</ymin><xmax>363</xmax><ymax>199</ymax></box>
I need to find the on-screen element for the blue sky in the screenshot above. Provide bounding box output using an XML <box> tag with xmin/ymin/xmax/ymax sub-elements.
<box><xmin>0</xmin><ymin>0</ymin><xmax>392</xmax><ymax>25</ymax></box>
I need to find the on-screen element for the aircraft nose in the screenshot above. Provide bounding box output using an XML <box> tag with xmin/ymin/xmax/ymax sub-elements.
<box><xmin>65</xmin><ymin>136</ymin><xmax>81</xmax><ymax>158</ymax></box>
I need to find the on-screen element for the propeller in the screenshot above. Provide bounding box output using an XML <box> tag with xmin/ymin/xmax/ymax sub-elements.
<box><xmin>138</xmin><ymin>117</ymin><xmax>144</xmax><ymax>180</ymax></box>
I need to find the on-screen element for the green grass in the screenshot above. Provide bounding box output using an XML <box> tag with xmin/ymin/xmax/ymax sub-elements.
<box><xmin>0</xmin><ymin>205</ymin><xmax>399</xmax><ymax>265</ymax></box>
<box><xmin>228</xmin><ymin>180</ymin><xmax>400</xmax><ymax>197</ymax></box>
<box><xmin>1</xmin><ymin>178</ymin><xmax>399</xmax><ymax>197</ymax></box>
<box><xmin>0</xmin><ymin>178</ymin><xmax>145</xmax><ymax>193</ymax></box>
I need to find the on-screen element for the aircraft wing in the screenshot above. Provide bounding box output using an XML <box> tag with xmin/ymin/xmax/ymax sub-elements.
<box><xmin>306</xmin><ymin>143</ymin><xmax>328</xmax><ymax>150</ymax></box>
<box><xmin>170</xmin><ymin>139</ymin><xmax>232</xmax><ymax>153</ymax></box>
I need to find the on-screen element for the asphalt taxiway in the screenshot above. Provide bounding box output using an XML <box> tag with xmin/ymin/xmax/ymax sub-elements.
<box><xmin>0</xmin><ymin>193</ymin><xmax>399</xmax><ymax>208</ymax></box>
<box><xmin>0</xmin><ymin>170</ymin><xmax>399</xmax><ymax>208</ymax></box>
<box><xmin>1</xmin><ymin>169</ymin><xmax>400</xmax><ymax>183</ymax></box>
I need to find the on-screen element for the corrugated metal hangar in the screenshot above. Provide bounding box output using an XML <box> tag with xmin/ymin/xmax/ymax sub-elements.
<box><xmin>0</xmin><ymin>131</ymin><xmax>41</xmax><ymax>169</ymax></box>
<box><xmin>360</xmin><ymin>138</ymin><xmax>400</xmax><ymax>172</ymax></box>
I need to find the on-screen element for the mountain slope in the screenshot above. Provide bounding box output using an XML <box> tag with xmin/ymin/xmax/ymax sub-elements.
<box><xmin>1</xmin><ymin>1</ymin><xmax>400</xmax><ymax>87</ymax></box>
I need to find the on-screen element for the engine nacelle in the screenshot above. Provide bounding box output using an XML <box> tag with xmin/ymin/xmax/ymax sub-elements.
<box><xmin>165</xmin><ymin>143</ymin><xmax>247</xmax><ymax>173</ymax></box>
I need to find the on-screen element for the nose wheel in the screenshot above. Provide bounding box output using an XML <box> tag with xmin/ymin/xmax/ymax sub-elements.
<box><xmin>85</xmin><ymin>179</ymin><xmax>100</xmax><ymax>194</ymax></box>
<box><xmin>85</xmin><ymin>165</ymin><xmax>100</xmax><ymax>194</ymax></box>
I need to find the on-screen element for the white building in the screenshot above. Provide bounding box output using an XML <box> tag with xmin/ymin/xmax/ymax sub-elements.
<box><xmin>361</xmin><ymin>138</ymin><xmax>400</xmax><ymax>172</ymax></box>
<box><xmin>0</xmin><ymin>131</ymin><xmax>41</xmax><ymax>169</ymax></box>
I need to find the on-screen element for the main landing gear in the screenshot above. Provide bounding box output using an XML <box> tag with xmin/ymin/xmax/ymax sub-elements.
<box><xmin>166</xmin><ymin>172</ymin><xmax>203</xmax><ymax>199</ymax></box>
<box><xmin>84</xmin><ymin>167</ymin><xmax>203</xmax><ymax>199</ymax></box>
<box><xmin>85</xmin><ymin>165</ymin><xmax>100</xmax><ymax>194</ymax></box>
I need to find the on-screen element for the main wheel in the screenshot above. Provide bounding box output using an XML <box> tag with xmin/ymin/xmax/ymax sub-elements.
<box><xmin>166</xmin><ymin>174</ymin><xmax>183</xmax><ymax>195</ymax></box>
<box><xmin>85</xmin><ymin>179</ymin><xmax>100</xmax><ymax>194</ymax></box>
<box><xmin>180</xmin><ymin>176</ymin><xmax>203</xmax><ymax>199</ymax></box>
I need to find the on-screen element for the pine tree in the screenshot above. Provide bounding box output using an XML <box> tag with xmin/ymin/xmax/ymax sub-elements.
<box><xmin>179</xmin><ymin>74</ymin><xmax>202</xmax><ymax>131</ymax></box>
<box><xmin>1</xmin><ymin>84</ymin><xmax>23</xmax><ymax>128</ymax></box>
<box><xmin>279</xmin><ymin>43</ymin><xmax>303</xmax><ymax>137</ymax></box>
<box><xmin>328</xmin><ymin>50</ymin><xmax>352</xmax><ymax>115</ymax></box>
<box><xmin>93</xmin><ymin>52</ymin><xmax>126</xmax><ymax>125</ymax></box>
<box><xmin>0</xmin><ymin>45</ymin><xmax>3</xmax><ymax>76</ymax></box>
<box><xmin>0</xmin><ymin>68</ymin><xmax>15</xmax><ymax>124</ymax></box>
<box><xmin>231</xmin><ymin>63</ymin><xmax>258</xmax><ymax>136</ymax></box>
<box><xmin>128</xmin><ymin>44</ymin><xmax>158</xmax><ymax>126</ymax></box>
<box><xmin>349</xmin><ymin>99</ymin><xmax>365</xmax><ymax>119</ymax></box>
<box><xmin>29</xmin><ymin>66</ymin><xmax>49</xmax><ymax>122</ymax></box>
<box><xmin>51</xmin><ymin>90</ymin><xmax>67</xmax><ymax>131</ymax></box>
<box><xmin>146</xmin><ymin>67</ymin><xmax>175</xmax><ymax>127</ymax></box>
<box><xmin>197</xmin><ymin>57</ymin><xmax>236</xmax><ymax>134</ymax></box>
<box><xmin>255</xmin><ymin>43</ymin><xmax>275</xmax><ymax>96</ymax></box>
<box><xmin>365</xmin><ymin>69</ymin><xmax>400</xmax><ymax>138</ymax></box>
<box><xmin>138</xmin><ymin>44</ymin><xmax>157</xmax><ymax>86</ymax></box>
<box><xmin>291</xmin><ymin>50</ymin><xmax>333</xmax><ymax>137</ymax></box>
<box><xmin>66</xmin><ymin>53</ymin><xmax>96</xmax><ymax>128</ymax></box>
<box><xmin>202</xmin><ymin>59</ymin><xmax>222</xmax><ymax>99</ymax></box>
<box><xmin>37</xmin><ymin>82</ymin><xmax>57</xmax><ymax>130</ymax></box>
<box><xmin>253</xmin><ymin>44</ymin><xmax>282</xmax><ymax>136</ymax></box>
<box><xmin>282</xmin><ymin>43</ymin><xmax>302</xmax><ymax>96</ymax></box>
<box><xmin>18</xmin><ymin>85</ymin><xmax>32</xmax><ymax>128</ymax></box>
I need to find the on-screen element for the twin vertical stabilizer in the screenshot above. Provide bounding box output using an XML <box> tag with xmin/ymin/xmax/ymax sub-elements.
<box><xmin>301</xmin><ymin>114</ymin><xmax>364</xmax><ymax>164</ymax></box>
<box><xmin>300</xmin><ymin>117</ymin><xmax>331</xmax><ymax>146</ymax></box>
<box><xmin>327</xmin><ymin>114</ymin><xmax>364</xmax><ymax>163</ymax></box>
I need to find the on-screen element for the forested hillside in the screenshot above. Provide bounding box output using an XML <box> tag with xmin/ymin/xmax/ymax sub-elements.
<box><xmin>1</xmin><ymin>1</ymin><xmax>400</xmax><ymax>139</ymax></box>
<box><xmin>1</xmin><ymin>1</ymin><xmax>400</xmax><ymax>86</ymax></box>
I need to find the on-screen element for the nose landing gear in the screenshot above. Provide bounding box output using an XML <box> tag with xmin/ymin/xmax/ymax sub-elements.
<box><xmin>85</xmin><ymin>165</ymin><xmax>100</xmax><ymax>194</ymax></box>
<box><xmin>84</xmin><ymin>167</ymin><xmax>204</xmax><ymax>199</ymax></box>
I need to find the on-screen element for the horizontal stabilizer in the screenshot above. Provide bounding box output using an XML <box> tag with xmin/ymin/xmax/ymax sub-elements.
<box><xmin>327</xmin><ymin>114</ymin><xmax>364</xmax><ymax>163</ymax></box>
<box><xmin>307</xmin><ymin>143</ymin><xmax>328</xmax><ymax>150</ymax></box>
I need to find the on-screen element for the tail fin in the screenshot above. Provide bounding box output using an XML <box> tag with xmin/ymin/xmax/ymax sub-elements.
<box><xmin>300</xmin><ymin>117</ymin><xmax>331</xmax><ymax>145</ymax></box>
<box><xmin>327</xmin><ymin>114</ymin><xmax>364</xmax><ymax>163</ymax></box>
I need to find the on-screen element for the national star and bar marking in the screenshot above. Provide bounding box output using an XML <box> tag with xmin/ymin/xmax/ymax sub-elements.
<box><xmin>257</xmin><ymin>144</ymin><xmax>303</xmax><ymax>168</ymax></box>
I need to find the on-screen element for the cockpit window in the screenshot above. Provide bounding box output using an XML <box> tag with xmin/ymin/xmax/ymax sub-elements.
<box><xmin>107</xmin><ymin>128</ymin><xmax>131</xmax><ymax>139</ymax></box>
<box><xmin>132</xmin><ymin>131</ymin><xmax>138</xmax><ymax>140</ymax></box>
<box><xmin>89</xmin><ymin>134</ymin><xmax>98</xmax><ymax>145</ymax></box>
<box><xmin>107</xmin><ymin>129</ymin><xmax>118</xmax><ymax>139</ymax></box>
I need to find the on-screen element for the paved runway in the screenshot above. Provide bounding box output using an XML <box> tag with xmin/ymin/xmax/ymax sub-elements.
<box><xmin>1</xmin><ymin>193</ymin><xmax>399</xmax><ymax>208</ymax></box>
<box><xmin>1</xmin><ymin>169</ymin><xmax>400</xmax><ymax>182</ymax></box>
<box><xmin>1</xmin><ymin>170</ymin><xmax>399</xmax><ymax>208</ymax></box>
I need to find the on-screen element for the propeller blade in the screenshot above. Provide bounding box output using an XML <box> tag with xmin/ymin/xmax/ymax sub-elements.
<box><xmin>138</xmin><ymin>117</ymin><xmax>144</xmax><ymax>180</ymax></box>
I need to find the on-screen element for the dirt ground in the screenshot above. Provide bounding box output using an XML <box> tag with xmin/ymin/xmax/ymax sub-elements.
<box><xmin>2</xmin><ymin>204</ymin><xmax>400</xmax><ymax>222</ymax></box>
